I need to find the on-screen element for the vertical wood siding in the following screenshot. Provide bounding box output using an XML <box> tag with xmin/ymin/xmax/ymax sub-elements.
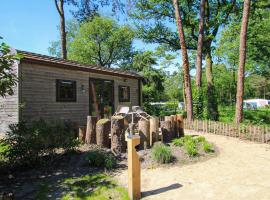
<box><xmin>20</xmin><ymin>63</ymin><xmax>139</xmax><ymax>127</ymax></box>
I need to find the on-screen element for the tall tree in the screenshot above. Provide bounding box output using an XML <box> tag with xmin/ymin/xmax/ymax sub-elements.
<box><xmin>235</xmin><ymin>0</ymin><xmax>251</xmax><ymax>123</ymax></box>
<box><xmin>53</xmin><ymin>0</ymin><xmax>124</xmax><ymax>59</ymax></box>
<box><xmin>130</xmin><ymin>0</ymin><xmax>240</xmax><ymax>120</ymax></box>
<box><xmin>195</xmin><ymin>0</ymin><xmax>205</xmax><ymax>88</ymax></box>
<box><xmin>172</xmin><ymin>0</ymin><xmax>193</xmax><ymax>121</ymax></box>
<box><xmin>69</xmin><ymin>16</ymin><xmax>134</xmax><ymax>68</ymax></box>
<box><xmin>194</xmin><ymin>0</ymin><xmax>205</xmax><ymax>118</ymax></box>
<box><xmin>54</xmin><ymin>0</ymin><xmax>67</xmax><ymax>59</ymax></box>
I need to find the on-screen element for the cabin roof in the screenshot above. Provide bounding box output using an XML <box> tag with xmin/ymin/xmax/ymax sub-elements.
<box><xmin>18</xmin><ymin>50</ymin><xmax>142</xmax><ymax>80</ymax></box>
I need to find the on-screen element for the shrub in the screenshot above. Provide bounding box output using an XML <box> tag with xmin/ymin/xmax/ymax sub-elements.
<box><xmin>172</xmin><ymin>135</ymin><xmax>193</xmax><ymax>147</ymax></box>
<box><xmin>195</xmin><ymin>136</ymin><xmax>206</xmax><ymax>143</ymax></box>
<box><xmin>0</xmin><ymin>120</ymin><xmax>79</xmax><ymax>166</ymax></box>
<box><xmin>151</xmin><ymin>143</ymin><xmax>173</xmax><ymax>164</ymax></box>
<box><xmin>202</xmin><ymin>141</ymin><xmax>214</xmax><ymax>153</ymax></box>
<box><xmin>86</xmin><ymin>150</ymin><xmax>116</xmax><ymax>170</ymax></box>
<box><xmin>172</xmin><ymin>138</ymin><xmax>184</xmax><ymax>147</ymax></box>
<box><xmin>184</xmin><ymin>139</ymin><xmax>198</xmax><ymax>157</ymax></box>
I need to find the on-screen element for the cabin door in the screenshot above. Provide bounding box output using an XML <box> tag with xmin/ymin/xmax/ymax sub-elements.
<box><xmin>89</xmin><ymin>78</ymin><xmax>114</xmax><ymax>119</ymax></box>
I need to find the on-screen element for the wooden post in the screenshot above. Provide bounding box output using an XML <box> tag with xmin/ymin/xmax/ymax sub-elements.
<box><xmin>150</xmin><ymin>117</ymin><xmax>159</xmax><ymax>146</ymax></box>
<box><xmin>161</xmin><ymin>121</ymin><xmax>172</xmax><ymax>143</ymax></box>
<box><xmin>111</xmin><ymin>116</ymin><xmax>126</xmax><ymax>155</ymax></box>
<box><xmin>96</xmin><ymin>119</ymin><xmax>111</xmax><ymax>148</ymax></box>
<box><xmin>85</xmin><ymin>116</ymin><xmax>97</xmax><ymax>144</ymax></box>
<box><xmin>126</xmin><ymin>135</ymin><xmax>141</xmax><ymax>200</ymax></box>
<box><xmin>176</xmin><ymin>114</ymin><xmax>184</xmax><ymax>137</ymax></box>
<box><xmin>138</xmin><ymin>119</ymin><xmax>150</xmax><ymax>150</ymax></box>
<box><xmin>78</xmin><ymin>126</ymin><xmax>86</xmax><ymax>143</ymax></box>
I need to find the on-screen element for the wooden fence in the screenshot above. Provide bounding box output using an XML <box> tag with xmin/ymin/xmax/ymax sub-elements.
<box><xmin>183</xmin><ymin>119</ymin><xmax>270</xmax><ymax>143</ymax></box>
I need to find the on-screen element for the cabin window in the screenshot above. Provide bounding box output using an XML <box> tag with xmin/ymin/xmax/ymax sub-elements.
<box><xmin>119</xmin><ymin>85</ymin><xmax>130</xmax><ymax>102</ymax></box>
<box><xmin>56</xmin><ymin>79</ymin><xmax>76</xmax><ymax>102</ymax></box>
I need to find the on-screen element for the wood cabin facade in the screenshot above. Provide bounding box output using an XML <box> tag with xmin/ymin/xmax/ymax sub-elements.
<box><xmin>0</xmin><ymin>51</ymin><xmax>142</xmax><ymax>136</ymax></box>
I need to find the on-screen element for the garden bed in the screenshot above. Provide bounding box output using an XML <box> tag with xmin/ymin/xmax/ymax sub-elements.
<box><xmin>120</xmin><ymin>134</ymin><xmax>218</xmax><ymax>169</ymax></box>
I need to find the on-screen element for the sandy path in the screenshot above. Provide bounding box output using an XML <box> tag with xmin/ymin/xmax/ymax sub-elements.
<box><xmin>116</xmin><ymin>132</ymin><xmax>270</xmax><ymax>200</ymax></box>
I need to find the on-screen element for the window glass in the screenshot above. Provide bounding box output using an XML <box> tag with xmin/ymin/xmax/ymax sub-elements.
<box><xmin>56</xmin><ymin>80</ymin><xmax>76</xmax><ymax>102</ymax></box>
<box><xmin>119</xmin><ymin>86</ymin><xmax>130</xmax><ymax>102</ymax></box>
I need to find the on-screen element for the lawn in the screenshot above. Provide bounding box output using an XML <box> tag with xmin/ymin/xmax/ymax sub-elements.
<box><xmin>36</xmin><ymin>173</ymin><xmax>129</xmax><ymax>200</ymax></box>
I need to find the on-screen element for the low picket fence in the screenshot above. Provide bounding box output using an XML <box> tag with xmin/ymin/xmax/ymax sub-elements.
<box><xmin>183</xmin><ymin>119</ymin><xmax>270</xmax><ymax>143</ymax></box>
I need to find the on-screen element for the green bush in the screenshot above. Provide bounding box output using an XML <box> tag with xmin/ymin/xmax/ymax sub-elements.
<box><xmin>173</xmin><ymin>135</ymin><xmax>214</xmax><ymax>156</ymax></box>
<box><xmin>151</xmin><ymin>143</ymin><xmax>173</xmax><ymax>164</ymax></box>
<box><xmin>184</xmin><ymin>139</ymin><xmax>198</xmax><ymax>157</ymax></box>
<box><xmin>86</xmin><ymin>150</ymin><xmax>116</xmax><ymax>170</ymax></box>
<box><xmin>172</xmin><ymin>138</ymin><xmax>185</xmax><ymax>147</ymax></box>
<box><xmin>202</xmin><ymin>141</ymin><xmax>214</xmax><ymax>153</ymax></box>
<box><xmin>172</xmin><ymin>135</ymin><xmax>193</xmax><ymax>147</ymax></box>
<box><xmin>0</xmin><ymin>120</ymin><xmax>79</xmax><ymax>166</ymax></box>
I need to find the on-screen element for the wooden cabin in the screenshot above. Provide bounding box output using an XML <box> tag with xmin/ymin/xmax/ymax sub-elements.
<box><xmin>0</xmin><ymin>50</ymin><xmax>142</xmax><ymax>136</ymax></box>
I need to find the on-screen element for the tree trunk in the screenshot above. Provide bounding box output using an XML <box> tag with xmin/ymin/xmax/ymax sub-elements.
<box><xmin>173</xmin><ymin>0</ymin><xmax>193</xmax><ymax>121</ymax></box>
<box><xmin>194</xmin><ymin>0</ymin><xmax>205</xmax><ymax>119</ymax></box>
<box><xmin>195</xmin><ymin>0</ymin><xmax>205</xmax><ymax>88</ymax></box>
<box><xmin>182</xmin><ymin>75</ymin><xmax>187</xmax><ymax>111</ymax></box>
<box><xmin>161</xmin><ymin>121</ymin><xmax>172</xmax><ymax>143</ymax></box>
<box><xmin>235</xmin><ymin>0</ymin><xmax>251</xmax><ymax>123</ymax></box>
<box><xmin>96</xmin><ymin>119</ymin><xmax>111</xmax><ymax>148</ymax></box>
<box><xmin>176</xmin><ymin>114</ymin><xmax>184</xmax><ymax>137</ymax></box>
<box><xmin>85</xmin><ymin>116</ymin><xmax>97</xmax><ymax>144</ymax></box>
<box><xmin>111</xmin><ymin>116</ymin><xmax>126</xmax><ymax>155</ymax></box>
<box><xmin>138</xmin><ymin>119</ymin><xmax>150</xmax><ymax>150</ymax></box>
<box><xmin>78</xmin><ymin>126</ymin><xmax>86</xmax><ymax>142</ymax></box>
<box><xmin>205</xmin><ymin>51</ymin><xmax>219</xmax><ymax>120</ymax></box>
<box><xmin>150</xmin><ymin>117</ymin><xmax>159</xmax><ymax>146</ymax></box>
<box><xmin>55</xmin><ymin>0</ymin><xmax>67</xmax><ymax>59</ymax></box>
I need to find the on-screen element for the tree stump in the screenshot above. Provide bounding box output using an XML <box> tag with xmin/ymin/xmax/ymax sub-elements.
<box><xmin>85</xmin><ymin>116</ymin><xmax>97</xmax><ymax>144</ymax></box>
<box><xmin>78</xmin><ymin>126</ymin><xmax>86</xmax><ymax>143</ymax></box>
<box><xmin>171</xmin><ymin>115</ymin><xmax>178</xmax><ymax>138</ymax></box>
<box><xmin>176</xmin><ymin>114</ymin><xmax>184</xmax><ymax>137</ymax></box>
<box><xmin>138</xmin><ymin>119</ymin><xmax>150</xmax><ymax>150</ymax></box>
<box><xmin>96</xmin><ymin>119</ymin><xmax>111</xmax><ymax>148</ymax></box>
<box><xmin>161</xmin><ymin>121</ymin><xmax>172</xmax><ymax>143</ymax></box>
<box><xmin>150</xmin><ymin>117</ymin><xmax>159</xmax><ymax>146</ymax></box>
<box><xmin>111</xmin><ymin>116</ymin><xmax>126</xmax><ymax>155</ymax></box>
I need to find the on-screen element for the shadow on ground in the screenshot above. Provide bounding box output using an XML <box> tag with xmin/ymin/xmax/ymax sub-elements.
<box><xmin>142</xmin><ymin>183</ymin><xmax>183</xmax><ymax>198</ymax></box>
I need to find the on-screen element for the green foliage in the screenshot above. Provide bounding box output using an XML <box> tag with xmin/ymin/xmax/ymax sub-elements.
<box><xmin>0</xmin><ymin>39</ymin><xmax>21</xmax><ymax>97</ymax></box>
<box><xmin>203</xmin><ymin>141</ymin><xmax>214</xmax><ymax>153</ymax></box>
<box><xmin>36</xmin><ymin>173</ymin><xmax>129</xmax><ymax>200</ymax></box>
<box><xmin>0</xmin><ymin>120</ymin><xmax>79</xmax><ymax>166</ymax></box>
<box><xmin>215</xmin><ymin>4</ymin><xmax>270</xmax><ymax>101</ymax></box>
<box><xmin>69</xmin><ymin>16</ymin><xmax>134</xmax><ymax>68</ymax></box>
<box><xmin>86</xmin><ymin>150</ymin><xmax>116</xmax><ymax>170</ymax></box>
<box><xmin>173</xmin><ymin>135</ymin><xmax>214</xmax><ymax>156</ymax></box>
<box><xmin>151</xmin><ymin>143</ymin><xmax>173</xmax><ymax>164</ymax></box>
<box><xmin>48</xmin><ymin>19</ymin><xmax>80</xmax><ymax>58</ymax></box>
<box><xmin>219</xmin><ymin>106</ymin><xmax>270</xmax><ymax>126</ymax></box>
<box><xmin>163</xmin><ymin>71</ymin><xmax>183</xmax><ymax>102</ymax></box>
<box><xmin>143</xmin><ymin>101</ymin><xmax>182</xmax><ymax>117</ymax></box>
<box><xmin>193</xmin><ymin>87</ymin><xmax>204</xmax><ymax>119</ymax></box>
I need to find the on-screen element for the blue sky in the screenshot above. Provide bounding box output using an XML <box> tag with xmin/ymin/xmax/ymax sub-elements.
<box><xmin>0</xmin><ymin>0</ymin><xmax>180</xmax><ymax>73</ymax></box>
<box><xmin>0</xmin><ymin>0</ymin><xmax>73</xmax><ymax>55</ymax></box>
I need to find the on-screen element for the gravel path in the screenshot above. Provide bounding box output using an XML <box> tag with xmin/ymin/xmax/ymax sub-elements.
<box><xmin>116</xmin><ymin>132</ymin><xmax>270</xmax><ymax>200</ymax></box>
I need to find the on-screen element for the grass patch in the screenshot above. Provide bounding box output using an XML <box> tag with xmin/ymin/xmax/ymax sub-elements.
<box><xmin>202</xmin><ymin>141</ymin><xmax>214</xmax><ymax>153</ymax></box>
<box><xmin>173</xmin><ymin>135</ymin><xmax>214</xmax><ymax>157</ymax></box>
<box><xmin>86</xmin><ymin>150</ymin><xmax>117</xmax><ymax>170</ymax></box>
<box><xmin>152</xmin><ymin>143</ymin><xmax>173</xmax><ymax>164</ymax></box>
<box><xmin>61</xmin><ymin>173</ymin><xmax>129</xmax><ymax>200</ymax></box>
<box><xmin>35</xmin><ymin>173</ymin><xmax>128</xmax><ymax>200</ymax></box>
